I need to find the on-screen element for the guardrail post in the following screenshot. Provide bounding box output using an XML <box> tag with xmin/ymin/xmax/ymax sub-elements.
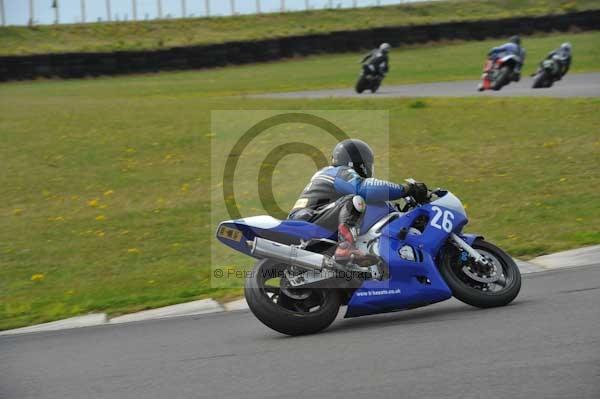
<box><xmin>53</xmin><ymin>0</ymin><xmax>60</xmax><ymax>24</ymax></box>
<box><xmin>28</xmin><ymin>0</ymin><xmax>34</xmax><ymax>25</ymax></box>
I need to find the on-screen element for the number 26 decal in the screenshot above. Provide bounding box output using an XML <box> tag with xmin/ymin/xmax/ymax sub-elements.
<box><xmin>430</xmin><ymin>206</ymin><xmax>454</xmax><ymax>232</ymax></box>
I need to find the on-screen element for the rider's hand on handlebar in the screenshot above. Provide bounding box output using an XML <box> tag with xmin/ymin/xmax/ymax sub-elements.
<box><xmin>404</xmin><ymin>180</ymin><xmax>430</xmax><ymax>204</ymax></box>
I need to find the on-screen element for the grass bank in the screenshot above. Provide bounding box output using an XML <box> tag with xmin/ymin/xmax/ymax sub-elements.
<box><xmin>0</xmin><ymin>32</ymin><xmax>598</xmax><ymax>330</ymax></box>
<box><xmin>1</xmin><ymin>0</ymin><xmax>599</xmax><ymax>56</ymax></box>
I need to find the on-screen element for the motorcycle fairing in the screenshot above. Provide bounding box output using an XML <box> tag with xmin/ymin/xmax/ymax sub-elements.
<box><xmin>360</xmin><ymin>202</ymin><xmax>395</xmax><ymax>233</ymax></box>
<box><xmin>345</xmin><ymin>203</ymin><xmax>469</xmax><ymax>318</ymax></box>
<box><xmin>216</xmin><ymin>216</ymin><xmax>336</xmax><ymax>257</ymax></box>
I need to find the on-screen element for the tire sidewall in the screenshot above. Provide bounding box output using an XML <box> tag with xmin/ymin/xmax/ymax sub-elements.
<box><xmin>245</xmin><ymin>259</ymin><xmax>341</xmax><ymax>335</ymax></box>
<box><xmin>438</xmin><ymin>240</ymin><xmax>521</xmax><ymax>308</ymax></box>
<box><xmin>493</xmin><ymin>66</ymin><xmax>511</xmax><ymax>90</ymax></box>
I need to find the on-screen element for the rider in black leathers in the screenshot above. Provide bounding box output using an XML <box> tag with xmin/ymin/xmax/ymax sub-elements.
<box><xmin>543</xmin><ymin>42</ymin><xmax>572</xmax><ymax>80</ymax></box>
<box><xmin>360</xmin><ymin>43</ymin><xmax>391</xmax><ymax>77</ymax></box>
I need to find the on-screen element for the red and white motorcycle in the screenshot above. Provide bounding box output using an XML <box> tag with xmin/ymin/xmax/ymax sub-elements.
<box><xmin>478</xmin><ymin>53</ymin><xmax>521</xmax><ymax>91</ymax></box>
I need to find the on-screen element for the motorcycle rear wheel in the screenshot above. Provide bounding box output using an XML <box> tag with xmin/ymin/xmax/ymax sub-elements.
<box><xmin>371</xmin><ymin>78</ymin><xmax>382</xmax><ymax>93</ymax></box>
<box><xmin>438</xmin><ymin>239</ymin><xmax>521</xmax><ymax>308</ymax></box>
<box><xmin>245</xmin><ymin>259</ymin><xmax>341</xmax><ymax>335</ymax></box>
<box><xmin>492</xmin><ymin>66</ymin><xmax>511</xmax><ymax>91</ymax></box>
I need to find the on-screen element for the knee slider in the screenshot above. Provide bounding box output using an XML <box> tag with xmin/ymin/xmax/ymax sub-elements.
<box><xmin>352</xmin><ymin>195</ymin><xmax>366</xmax><ymax>213</ymax></box>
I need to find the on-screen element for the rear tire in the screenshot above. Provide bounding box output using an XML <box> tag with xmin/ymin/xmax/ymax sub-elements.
<box><xmin>245</xmin><ymin>259</ymin><xmax>341</xmax><ymax>336</ymax></box>
<box><xmin>370</xmin><ymin>78</ymin><xmax>382</xmax><ymax>93</ymax></box>
<box><xmin>438</xmin><ymin>239</ymin><xmax>521</xmax><ymax>308</ymax></box>
<box><xmin>492</xmin><ymin>66</ymin><xmax>511</xmax><ymax>91</ymax></box>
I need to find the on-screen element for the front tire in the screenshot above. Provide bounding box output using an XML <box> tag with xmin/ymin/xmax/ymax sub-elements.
<box><xmin>355</xmin><ymin>76</ymin><xmax>367</xmax><ymax>94</ymax></box>
<box><xmin>245</xmin><ymin>259</ymin><xmax>341</xmax><ymax>335</ymax></box>
<box><xmin>438</xmin><ymin>239</ymin><xmax>521</xmax><ymax>308</ymax></box>
<box><xmin>532</xmin><ymin>71</ymin><xmax>547</xmax><ymax>89</ymax></box>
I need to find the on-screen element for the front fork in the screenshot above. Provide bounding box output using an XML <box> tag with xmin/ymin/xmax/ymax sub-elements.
<box><xmin>450</xmin><ymin>233</ymin><xmax>491</xmax><ymax>267</ymax></box>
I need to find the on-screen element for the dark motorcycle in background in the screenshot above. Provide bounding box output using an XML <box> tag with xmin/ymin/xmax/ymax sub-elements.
<box><xmin>532</xmin><ymin>56</ymin><xmax>565</xmax><ymax>88</ymax></box>
<box><xmin>356</xmin><ymin>64</ymin><xmax>384</xmax><ymax>94</ymax></box>
<box><xmin>478</xmin><ymin>53</ymin><xmax>521</xmax><ymax>91</ymax></box>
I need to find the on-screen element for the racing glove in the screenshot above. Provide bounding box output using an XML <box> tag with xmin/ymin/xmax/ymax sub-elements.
<box><xmin>404</xmin><ymin>181</ymin><xmax>429</xmax><ymax>204</ymax></box>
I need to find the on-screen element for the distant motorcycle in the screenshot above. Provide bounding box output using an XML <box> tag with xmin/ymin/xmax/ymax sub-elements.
<box><xmin>478</xmin><ymin>53</ymin><xmax>521</xmax><ymax>91</ymax></box>
<box><xmin>356</xmin><ymin>64</ymin><xmax>384</xmax><ymax>94</ymax></box>
<box><xmin>532</xmin><ymin>56</ymin><xmax>564</xmax><ymax>88</ymax></box>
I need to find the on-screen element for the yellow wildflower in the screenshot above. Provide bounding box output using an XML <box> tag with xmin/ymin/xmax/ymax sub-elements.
<box><xmin>103</xmin><ymin>190</ymin><xmax>114</xmax><ymax>197</ymax></box>
<box><xmin>31</xmin><ymin>274</ymin><xmax>45</xmax><ymax>282</ymax></box>
<box><xmin>95</xmin><ymin>215</ymin><xmax>106</xmax><ymax>221</ymax></box>
<box><xmin>87</xmin><ymin>199</ymin><xmax>99</xmax><ymax>208</ymax></box>
<box><xmin>127</xmin><ymin>248</ymin><xmax>140</xmax><ymax>254</ymax></box>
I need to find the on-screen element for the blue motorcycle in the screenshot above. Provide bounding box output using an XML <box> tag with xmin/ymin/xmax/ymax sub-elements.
<box><xmin>216</xmin><ymin>183</ymin><xmax>521</xmax><ymax>335</ymax></box>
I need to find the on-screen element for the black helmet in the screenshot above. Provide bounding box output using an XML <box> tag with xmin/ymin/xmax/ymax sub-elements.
<box><xmin>331</xmin><ymin>139</ymin><xmax>374</xmax><ymax>178</ymax></box>
<box><xmin>509</xmin><ymin>35</ymin><xmax>521</xmax><ymax>46</ymax></box>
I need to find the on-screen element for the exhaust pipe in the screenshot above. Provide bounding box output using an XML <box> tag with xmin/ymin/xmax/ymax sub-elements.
<box><xmin>248</xmin><ymin>237</ymin><xmax>325</xmax><ymax>271</ymax></box>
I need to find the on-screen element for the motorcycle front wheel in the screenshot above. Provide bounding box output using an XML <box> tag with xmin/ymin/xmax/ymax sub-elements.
<box><xmin>532</xmin><ymin>71</ymin><xmax>548</xmax><ymax>88</ymax></box>
<box><xmin>438</xmin><ymin>239</ymin><xmax>521</xmax><ymax>308</ymax></box>
<box><xmin>355</xmin><ymin>76</ymin><xmax>368</xmax><ymax>94</ymax></box>
<box><xmin>245</xmin><ymin>259</ymin><xmax>341</xmax><ymax>335</ymax></box>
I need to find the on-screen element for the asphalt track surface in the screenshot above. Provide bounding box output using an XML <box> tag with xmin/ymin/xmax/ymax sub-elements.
<box><xmin>2</xmin><ymin>265</ymin><xmax>600</xmax><ymax>399</ymax></box>
<box><xmin>259</xmin><ymin>72</ymin><xmax>600</xmax><ymax>99</ymax></box>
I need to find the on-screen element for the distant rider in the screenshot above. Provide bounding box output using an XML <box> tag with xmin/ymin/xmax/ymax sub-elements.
<box><xmin>487</xmin><ymin>35</ymin><xmax>526</xmax><ymax>81</ymax></box>
<box><xmin>288</xmin><ymin>139</ymin><xmax>428</xmax><ymax>266</ymax></box>
<box><xmin>543</xmin><ymin>42</ymin><xmax>572</xmax><ymax>80</ymax></box>
<box><xmin>360</xmin><ymin>43</ymin><xmax>391</xmax><ymax>77</ymax></box>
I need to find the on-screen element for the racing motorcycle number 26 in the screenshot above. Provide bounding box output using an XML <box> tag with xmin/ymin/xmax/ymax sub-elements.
<box><xmin>430</xmin><ymin>206</ymin><xmax>454</xmax><ymax>232</ymax></box>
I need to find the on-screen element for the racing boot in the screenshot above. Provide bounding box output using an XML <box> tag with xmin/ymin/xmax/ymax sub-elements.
<box><xmin>334</xmin><ymin>223</ymin><xmax>378</xmax><ymax>267</ymax></box>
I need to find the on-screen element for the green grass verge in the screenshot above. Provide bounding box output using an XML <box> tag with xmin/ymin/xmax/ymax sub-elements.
<box><xmin>1</xmin><ymin>0</ymin><xmax>599</xmax><ymax>55</ymax></box>
<box><xmin>0</xmin><ymin>31</ymin><xmax>599</xmax><ymax>330</ymax></box>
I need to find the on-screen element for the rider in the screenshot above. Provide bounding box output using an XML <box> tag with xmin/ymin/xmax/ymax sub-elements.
<box><xmin>487</xmin><ymin>35</ymin><xmax>526</xmax><ymax>81</ymax></box>
<box><xmin>543</xmin><ymin>42</ymin><xmax>572</xmax><ymax>80</ymax></box>
<box><xmin>360</xmin><ymin>43</ymin><xmax>391</xmax><ymax>77</ymax></box>
<box><xmin>288</xmin><ymin>139</ymin><xmax>428</xmax><ymax>266</ymax></box>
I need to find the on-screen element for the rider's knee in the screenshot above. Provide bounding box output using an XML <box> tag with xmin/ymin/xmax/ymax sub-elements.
<box><xmin>352</xmin><ymin>195</ymin><xmax>366</xmax><ymax>213</ymax></box>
